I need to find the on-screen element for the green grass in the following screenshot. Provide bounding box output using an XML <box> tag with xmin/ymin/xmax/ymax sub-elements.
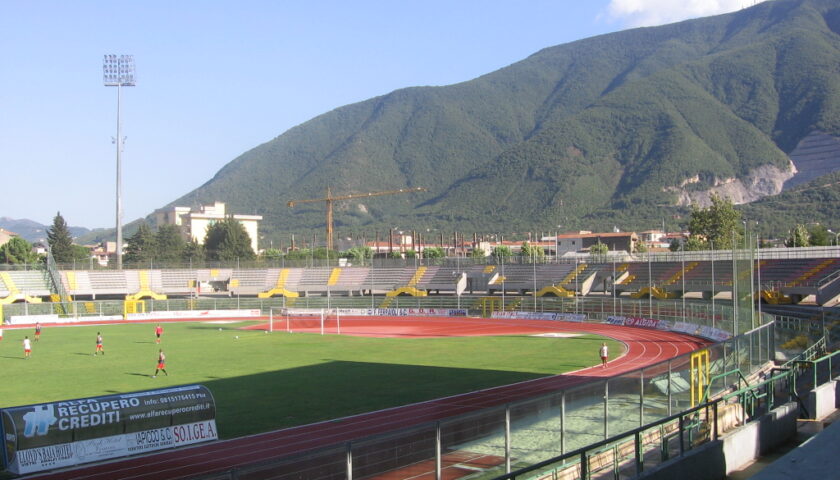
<box><xmin>0</xmin><ymin>322</ymin><xmax>620</xmax><ymax>439</ymax></box>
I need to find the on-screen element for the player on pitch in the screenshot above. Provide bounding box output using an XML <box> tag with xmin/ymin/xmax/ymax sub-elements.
<box><xmin>35</xmin><ymin>322</ymin><xmax>42</xmax><ymax>342</ymax></box>
<box><xmin>153</xmin><ymin>349</ymin><xmax>168</xmax><ymax>377</ymax></box>
<box><xmin>94</xmin><ymin>332</ymin><xmax>104</xmax><ymax>355</ymax></box>
<box><xmin>155</xmin><ymin>323</ymin><xmax>163</xmax><ymax>344</ymax></box>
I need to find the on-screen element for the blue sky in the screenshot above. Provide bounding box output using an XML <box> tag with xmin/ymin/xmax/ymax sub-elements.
<box><xmin>1</xmin><ymin>0</ymin><xmax>756</xmax><ymax>229</ymax></box>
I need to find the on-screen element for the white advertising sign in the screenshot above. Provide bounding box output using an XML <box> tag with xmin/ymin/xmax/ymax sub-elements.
<box><xmin>11</xmin><ymin>420</ymin><xmax>217</xmax><ymax>475</ymax></box>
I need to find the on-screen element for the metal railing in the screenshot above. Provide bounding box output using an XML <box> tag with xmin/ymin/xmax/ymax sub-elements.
<box><xmin>2</xmin><ymin>296</ymin><xmax>824</xmax><ymax>480</ymax></box>
<box><xmin>151</xmin><ymin>299</ymin><xmax>773</xmax><ymax>480</ymax></box>
<box><xmin>497</xmin><ymin>344</ymin><xmax>840</xmax><ymax>480</ymax></box>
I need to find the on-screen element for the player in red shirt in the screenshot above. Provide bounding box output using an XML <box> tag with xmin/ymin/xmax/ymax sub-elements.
<box><xmin>153</xmin><ymin>349</ymin><xmax>168</xmax><ymax>378</ymax></box>
<box><xmin>35</xmin><ymin>322</ymin><xmax>42</xmax><ymax>342</ymax></box>
<box><xmin>155</xmin><ymin>324</ymin><xmax>163</xmax><ymax>344</ymax></box>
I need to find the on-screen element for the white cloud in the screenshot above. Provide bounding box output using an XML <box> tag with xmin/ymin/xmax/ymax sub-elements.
<box><xmin>604</xmin><ymin>0</ymin><xmax>761</xmax><ymax>28</ymax></box>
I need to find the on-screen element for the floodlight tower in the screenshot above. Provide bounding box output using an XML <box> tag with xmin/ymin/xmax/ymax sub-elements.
<box><xmin>103</xmin><ymin>54</ymin><xmax>136</xmax><ymax>269</ymax></box>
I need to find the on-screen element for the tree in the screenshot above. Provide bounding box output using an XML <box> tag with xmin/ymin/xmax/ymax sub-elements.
<box><xmin>155</xmin><ymin>225</ymin><xmax>186</xmax><ymax>263</ymax></box>
<box><xmin>470</xmin><ymin>247</ymin><xmax>486</xmax><ymax>259</ymax></box>
<box><xmin>124</xmin><ymin>223</ymin><xmax>158</xmax><ymax>265</ymax></box>
<box><xmin>204</xmin><ymin>217</ymin><xmax>256</xmax><ymax>261</ymax></box>
<box><xmin>786</xmin><ymin>224</ymin><xmax>810</xmax><ymax>248</ymax></box>
<box><xmin>589</xmin><ymin>241</ymin><xmax>608</xmax><ymax>255</ymax></box>
<box><xmin>808</xmin><ymin>224</ymin><xmax>831</xmax><ymax>246</ymax></box>
<box><xmin>344</xmin><ymin>246</ymin><xmax>373</xmax><ymax>265</ymax></box>
<box><xmin>669</xmin><ymin>238</ymin><xmax>681</xmax><ymax>252</ymax></box>
<box><xmin>47</xmin><ymin>212</ymin><xmax>74</xmax><ymax>263</ymax></box>
<box><xmin>687</xmin><ymin>194</ymin><xmax>742</xmax><ymax>250</ymax></box>
<box><xmin>588</xmin><ymin>241</ymin><xmax>608</xmax><ymax>262</ymax></box>
<box><xmin>423</xmin><ymin>246</ymin><xmax>444</xmax><ymax>259</ymax></box>
<box><xmin>182</xmin><ymin>239</ymin><xmax>205</xmax><ymax>263</ymax></box>
<box><xmin>521</xmin><ymin>242</ymin><xmax>545</xmax><ymax>263</ymax></box>
<box><xmin>69</xmin><ymin>245</ymin><xmax>92</xmax><ymax>263</ymax></box>
<box><xmin>492</xmin><ymin>245</ymin><xmax>513</xmax><ymax>261</ymax></box>
<box><xmin>670</xmin><ymin>236</ymin><xmax>705</xmax><ymax>252</ymax></box>
<box><xmin>0</xmin><ymin>237</ymin><xmax>39</xmax><ymax>264</ymax></box>
<box><xmin>262</xmin><ymin>248</ymin><xmax>284</xmax><ymax>260</ymax></box>
<box><xmin>285</xmin><ymin>248</ymin><xmax>310</xmax><ymax>260</ymax></box>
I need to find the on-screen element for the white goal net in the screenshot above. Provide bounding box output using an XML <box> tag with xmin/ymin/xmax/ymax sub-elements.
<box><xmin>269</xmin><ymin>307</ymin><xmax>341</xmax><ymax>335</ymax></box>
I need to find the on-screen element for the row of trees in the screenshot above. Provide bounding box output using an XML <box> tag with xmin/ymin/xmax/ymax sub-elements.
<box><xmin>1</xmin><ymin>212</ymin><xmax>89</xmax><ymax>265</ymax></box>
<box><xmin>673</xmin><ymin>194</ymin><xmax>837</xmax><ymax>251</ymax></box>
<box><xmin>124</xmin><ymin>217</ymin><xmax>256</xmax><ymax>264</ymax></box>
<box><xmin>4</xmin><ymin>199</ymin><xmax>835</xmax><ymax>266</ymax></box>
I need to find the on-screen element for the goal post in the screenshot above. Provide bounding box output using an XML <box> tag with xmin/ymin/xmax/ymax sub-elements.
<box><xmin>269</xmin><ymin>308</ymin><xmax>341</xmax><ymax>335</ymax></box>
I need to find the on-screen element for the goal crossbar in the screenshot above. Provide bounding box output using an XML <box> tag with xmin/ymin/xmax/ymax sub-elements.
<box><xmin>269</xmin><ymin>308</ymin><xmax>341</xmax><ymax>335</ymax></box>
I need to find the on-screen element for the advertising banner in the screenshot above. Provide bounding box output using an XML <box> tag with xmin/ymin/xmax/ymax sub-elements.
<box><xmin>556</xmin><ymin>313</ymin><xmax>586</xmax><ymax>322</ymax></box>
<box><xmin>698</xmin><ymin>325</ymin><xmax>731</xmax><ymax>342</ymax></box>
<box><xmin>606</xmin><ymin>316</ymin><xmax>671</xmax><ymax>330</ymax></box>
<box><xmin>127</xmin><ymin>309</ymin><xmax>261</xmax><ymax>320</ymax></box>
<box><xmin>1</xmin><ymin>385</ymin><xmax>216</xmax><ymax>475</ymax></box>
<box><xmin>623</xmin><ymin>316</ymin><xmax>670</xmax><ymax>330</ymax></box>
<box><xmin>334</xmin><ymin>308</ymin><xmax>468</xmax><ymax>317</ymax></box>
<box><xmin>8</xmin><ymin>315</ymin><xmax>125</xmax><ymax>325</ymax></box>
<box><xmin>490</xmin><ymin>311</ymin><xmax>587</xmax><ymax>322</ymax></box>
<box><xmin>7</xmin><ymin>315</ymin><xmax>58</xmax><ymax>325</ymax></box>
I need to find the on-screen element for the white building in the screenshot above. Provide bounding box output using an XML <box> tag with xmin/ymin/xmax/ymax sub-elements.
<box><xmin>154</xmin><ymin>202</ymin><xmax>262</xmax><ymax>253</ymax></box>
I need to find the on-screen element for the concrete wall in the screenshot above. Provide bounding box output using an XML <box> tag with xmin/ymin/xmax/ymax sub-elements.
<box><xmin>750</xmin><ymin>414</ymin><xmax>840</xmax><ymax>480</ymax></box>
<box><xmin>806</xmin><ymin>380</ymin><xmax>837</xmax><ymax>420</ymax></box>
<box><xmin>637</xmin><ymin>402</ymin><xmax>798</xmax><ymax>480</ymax></box>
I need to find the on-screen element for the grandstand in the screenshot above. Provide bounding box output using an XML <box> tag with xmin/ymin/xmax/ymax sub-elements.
<box><xmin>2</xmin><ymin>249</ymin><xmax>839</xmax><ymax>314</ymax></box>
<box><xmin>0</xmin><ymin>270</ymin><xmax>51</xmax><ymax>298</ymax></box>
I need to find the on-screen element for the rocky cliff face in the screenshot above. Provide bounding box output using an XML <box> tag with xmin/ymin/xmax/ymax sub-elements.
<box><xmin>668</xmin><ymin>131</ymin><xmax>840</xmax><ymax>208</ymax></box>
<box><xmin>669</xmin><ymin>163</ymin><xmax>796</xmax><ymax>207</ymax></box>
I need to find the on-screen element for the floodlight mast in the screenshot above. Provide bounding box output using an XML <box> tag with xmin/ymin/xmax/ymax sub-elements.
<box><xmin>103</xmin><ymin>54</ymin><xmax>136</xmax><ymax>269</ymax></box>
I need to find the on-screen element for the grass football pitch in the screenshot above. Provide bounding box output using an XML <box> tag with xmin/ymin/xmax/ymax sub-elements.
<box><xmin>0</xmin><ymin>321</ymin><xmax>620</xmax><ymax>439</ymax></box>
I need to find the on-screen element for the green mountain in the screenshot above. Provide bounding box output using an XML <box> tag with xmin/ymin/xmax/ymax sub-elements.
<box><xmin>166</xmin><ymin>0</ymin><xmax>840</xmax><ymax>239</ymax></box>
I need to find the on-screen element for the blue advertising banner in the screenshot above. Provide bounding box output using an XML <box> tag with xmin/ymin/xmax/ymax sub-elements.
<box><xmin>1</xmin><ymin>384</ymin><xmax>217</xmax><ymax>475</ymax></box>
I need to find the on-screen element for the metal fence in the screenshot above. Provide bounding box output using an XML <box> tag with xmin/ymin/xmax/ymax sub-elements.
<box><xmin>1</xmin><ymin>295</ymin><xmax>766</xmax><ymax>337</ymax></box>
<box><xmin>1</xmin><ymin>245</ymin><xmax>837</xmax><ymax>272</ymax></box>
<box><xmin>3</xmin><ymin>294</ymin><xmax>821</xmax><ymax>480</ymax></box>
<box><xmin>118</xmin><ymin>297</ymin><xmax>776</xmax><ymax>480</ymax></box>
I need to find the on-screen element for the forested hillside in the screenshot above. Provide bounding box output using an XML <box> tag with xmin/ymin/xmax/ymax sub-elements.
<box><xmin>165</xmin><ymin>0</ymin><xmax>840</xmax><ymax>238</ymax></box>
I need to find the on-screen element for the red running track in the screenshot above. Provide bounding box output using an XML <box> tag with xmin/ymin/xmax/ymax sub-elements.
<box><xmin>27</xmin><ymin>316</ymin><xmax>709</xmax><ymax>480</ymax></box>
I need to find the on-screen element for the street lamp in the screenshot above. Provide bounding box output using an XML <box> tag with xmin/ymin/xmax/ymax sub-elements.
<box><xmin>103</xmin><ymin>54</ymin><xmax>136</xmax><ymax>270</ymax></box>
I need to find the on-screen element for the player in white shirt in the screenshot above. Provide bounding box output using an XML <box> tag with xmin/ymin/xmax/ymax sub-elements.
<box><xmin>599</xmin><ymin>342</ymin><xmax>608</xmax><ymax>368</ymax></box>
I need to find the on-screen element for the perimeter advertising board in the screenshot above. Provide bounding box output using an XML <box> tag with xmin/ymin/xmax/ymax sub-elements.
<box><xmin>1</xmin><ymin>385</ymin><xmax>217</xmax><ymax>475</ymax></box>
<box><xmin>606</xmin><ymin>316</ymin><xmax>730</xmax><ymax>341</ymax></box>
<box><xmin>491</xmin><ymin>311</ymin><xmax>587</xmax><ymax>322</ymax></box>
<box><xmin>334</xmin><ymin>308</ymin><xmax>468</xmax><ymax>317</ymax></box>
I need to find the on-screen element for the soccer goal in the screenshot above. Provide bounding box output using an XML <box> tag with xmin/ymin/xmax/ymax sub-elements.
<box><xmin>269</xmin><ymin>307</ymin><xmax>341</xmax><ymax>335</ymax></box>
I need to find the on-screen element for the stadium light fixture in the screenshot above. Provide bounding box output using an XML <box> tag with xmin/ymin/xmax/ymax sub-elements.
<box><xmin>103</xmin><ymin>54</ymin><xmax>136</xmax><ymax>269</ymax></box>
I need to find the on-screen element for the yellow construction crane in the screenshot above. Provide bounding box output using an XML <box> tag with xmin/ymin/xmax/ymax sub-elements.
<box><xmin>287</xmin><ymin>186</ymin><xmax>427</xmax><ymax>252</ymax></box>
